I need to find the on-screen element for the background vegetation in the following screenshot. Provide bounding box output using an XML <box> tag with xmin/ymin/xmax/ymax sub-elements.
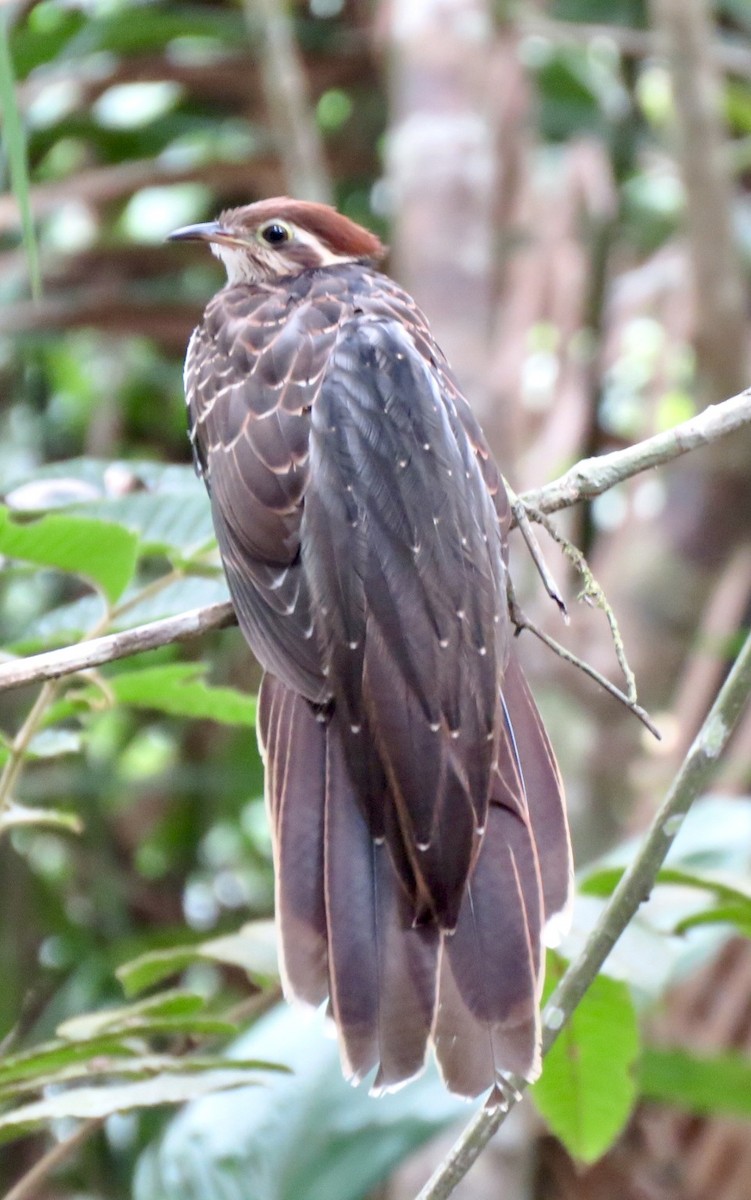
<box><xmin>1</xmin><ymin>1</ymin><xmax>751</xmax><ymax>1198</ymax></box>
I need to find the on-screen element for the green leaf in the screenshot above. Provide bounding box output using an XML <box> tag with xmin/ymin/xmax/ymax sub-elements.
<box><xmin>581</xmin><ymin>864</ymin><xmax>751</xmax><ymax>907</ymax></box>
<box><xmin>531</xmin><ymin>973</ymin><xmax>640</xmax><ymax>1163</ymax></box>
<box><xmin>640</xmin><ymin>1047</ymin><xmax>751</xmax><ymax>1119</ymax></box>
<box><xmin>674</xmin><ymin>904</ymin><xmax>751</xmax><ymax>937</ymax></box>
<box><xmin>118</xmin><ymin>920</ymin><xmax>279</xmax><ymax>996</ymax></box>
<box><xmin>56</xmin><ymin>990</ymin><xmax>208</xmax><ymax>1041</ymax></box>
<box><xmin>0</xmin><ymin>1053</ymin><xmax>287</xmax><ymax>1105</ymax></box>
<box><xmin>16</xmin><ymin>574</ymin><xmax>230</xmax><ymax>650</ymax></box>
<box><xmin>134</xmin><ymin>1004</ymin><xmax>468</xmax><ymax>1200</ymax></box>
<box><xmin>0</xmin><ymin>801</ymin><xmax>83</xmax><ymax>836</ymax></box>
<box><xmin>0</xmin><ymin>1069</ymin><xmax>267</xmax><ymax>1144</ymax></box>
<box><xmin>0</xmin><ymin>15</ymin><xmax>41</xmax><ymax>298</ymax></box>
<box><xmin>0</xmin><ymin>506</ymin><xmax>138</xmax><ymax>603</ymax></box>
<box><xmin>0</xmin><ymin>1036</ymin><xmax>137</xmax><ymax>1089</ymax></box>
<box><xmin>95</xmin><ymin>664</ymin><xmax>255</xmax><ymax>725</ymax></box>
<box><xmin>73</xmin><ymin>491</ymin><xmax>215</xmax><ymax>557</ymax></box>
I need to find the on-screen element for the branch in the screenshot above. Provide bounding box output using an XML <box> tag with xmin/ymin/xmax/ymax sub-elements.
<box><xmin>649</xmin><ymin>0</ymin><xmax>747</xmax><ymax>403</ymax></box>
<box><xmin>2</xmin><ymin>1119</ymin><xmax>106</xmax><ymax>1200</ymax></box>
<box><xmin>244</xmin><ymin>0</ymin><xmax>333</xmax><ymax>204</ymax></box>
<box><xmin>0</xmin><ymin>603</ymin><xmax>236</xmax><ymax>692</ymax></box>
<box><xmin>519</xmin><ymin>15</ymin><xmax>751</xmax><ymax>78</ymax></box>
<box><xmin>0</xmin><ymin>389</ymin><xmax>750</xmax><ymax>696</ymax></box>
<box><xmin>415</xmin><ymin>623</ymin><xmax>751</xmax><ymax>1200</ymax></box>
<box><xmin>520</xmin><ymin>388</ymin><xmax>751</xmax><ymax>515</ymax></box>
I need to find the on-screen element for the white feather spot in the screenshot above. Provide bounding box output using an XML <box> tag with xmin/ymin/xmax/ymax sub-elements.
<box><xmin>449</xmin><ymin>728</ymin><xmax>460</xmax><ymax>740</ymax></box>
<box><xmin>456</xmin><ymin>609</ymin><xmax>465</xmax><ymax>620</ymax></box>
<box><xmin>439</xmin><ymin>637</ymin><xmax>449</xmax><ymax>649</ymax></box>
<box><xmin>429</xmin><ymin>721</ymin><xmax>440</xmax><ymax>732</ymax></box>
<box><xmin>416</xmin><ymin>839</ymin><xmax>431</xmax><ymax>852</ymax></box>
<box><xmin>347</xmin><ymin>640</ymin><xmax>359</xmax><ymax>650</ymax></box>
<box><xmin>350</xmin><ymin>723</ymin><xmax>362</xmax><ymax>734</ymax></box>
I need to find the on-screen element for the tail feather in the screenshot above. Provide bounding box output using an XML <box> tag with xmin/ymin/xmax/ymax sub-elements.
<box><xmin>432</xmin><ymin>799</ymin><xmax>543</xmax><ymax>1096</ymax></box>
<box><xmin>258</xmin><ymin>675</ymin><xmax>329</xmax><ymax>1006</ymax></box>
<box><xmin>502</xmin><ymin>653</ymin><xmax>573</xmax><ymax>941</ymax></box>
<box><xmin>324</xmin><ymin>725</ymin><xmax>438</xmax><ymax>1086</ymax></box>
<box><xmin>259</xmin><ymin>653</ymin><xmax>570</xmax><ymax>1100</ymax></box>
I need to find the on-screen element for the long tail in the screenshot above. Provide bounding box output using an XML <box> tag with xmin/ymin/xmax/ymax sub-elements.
<box><xmin>258</xmin><ymin>653</ymin><xmax>572</xmax><ymax>1099</ymax></box>
<box><xmin>258</xmin><ymin>674</ymin><xmax>438</xmax><ymax>1091</ymax></box>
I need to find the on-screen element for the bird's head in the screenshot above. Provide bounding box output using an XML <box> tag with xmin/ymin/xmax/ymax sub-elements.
<box><xmin>167</xmin><ymin>197</ymin><xmax>385</xmax><ymax>285</ymax></box>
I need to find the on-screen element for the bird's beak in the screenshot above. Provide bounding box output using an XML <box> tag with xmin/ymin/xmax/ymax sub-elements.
<box><xmin>166</xmin><ymin>222</ymin><xmax>240</xmax><ymax>245</ymax></box>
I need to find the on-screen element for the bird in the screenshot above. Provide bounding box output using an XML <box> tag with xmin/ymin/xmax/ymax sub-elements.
<box><xmin>168</xmin><ymin>198</ymin><xmax>572</xmax><ymax>1103</ymax></box>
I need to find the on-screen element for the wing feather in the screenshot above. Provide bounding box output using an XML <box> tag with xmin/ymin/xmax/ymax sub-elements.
<box><xmin>186</xmin><ymin>259</ymin><xmax>571</xmax><ymax>1098</ymax></box>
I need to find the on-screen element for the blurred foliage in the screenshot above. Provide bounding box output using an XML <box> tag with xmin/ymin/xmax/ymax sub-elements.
<box><xmin>2</xmin><ymin>0</ymin><xmax>751</xmax><ymax>1198</ymax></box>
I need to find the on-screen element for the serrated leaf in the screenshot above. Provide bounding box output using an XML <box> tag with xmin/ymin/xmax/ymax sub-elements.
<box><xmin>0</xmin><ymin>1070</ymin><xmax>266</xmax><ymax>1144</ymax></box>
<box><xmin>0</xmin><ymin>1054</ymin><xmax>287</xmax><ymax>1104</ymax></box>
<box><xmin>640</xmin><ymin>1047</ymin><xmax>751</xmax><ymax>1118</ymax></box>
<box><xmin>90</xmin><ymin>664</ymin><xmax>254</xmax><ymax>726</ymax></box>
<box><xmin>531</xmin><ymin>973</ymin><xmax>639</xmax><ymax>1163</ymax></box>
<box><xmin>118</xmin><ymin>920</ymin><xmax>278</xmax><ymax>996</ymax></box>
<box><xmin>0</xmin><ymin>506</ymin><xmax>138</xmax><ymax>603</ymax></box>
<box><xmin>17</xmin><ymin>575</ymin><xmax>230</xmax><ymax>649</ymax></box>
<box><xmin>57</xmin><ymin>990</ymin><xmax>206</xmax><ymax>1041</ymax></box>
<box><xmin>74</xmin><ymin>491</ymin><xmax>215</xmax><ymax>556</ymax></box>
<box><xmin>0</xmin><ymin>1037</ymin><xmax>137</xmax><ymax>1088</ymax></box>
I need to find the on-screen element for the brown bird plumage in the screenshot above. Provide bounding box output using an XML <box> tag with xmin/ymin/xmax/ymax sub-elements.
<box><xmin>169</xmin><ymin>198</ymin><xmax>573</xmax><ymax>1101</ymax></box>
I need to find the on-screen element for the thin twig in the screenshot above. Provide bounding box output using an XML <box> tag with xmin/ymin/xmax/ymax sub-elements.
<box><xmin>2</xmin><ymin>1118</ymin><xmax>106</xmax><ymax>1200</ymax></box>
<box><xmin>510</xmin><ymin>602</ymin><xmax>661</xmax><ymax>739</ymax></box>
<box><xmin>525</xmin><ymin>504</ymin><xmax>639</xmax><ymax>706</ymax></box>
<box><xmin>415</xmin><ymin>624</ymin><xmax>751</xmax><ymax>1200</ymax></box>
<box><xmin>507</xmin><ymin>489</ymin><xmax>568</xmax><ymax>619</ymax></box>
<box><xmin>0</xmin><ymin>681</ymin><xmax>59</xmax><ymax>816</ymax></box>
<box><xmin>1</xmin><ymin>391</ymin><xmax>750</xmax><ymax>696</ymax></box>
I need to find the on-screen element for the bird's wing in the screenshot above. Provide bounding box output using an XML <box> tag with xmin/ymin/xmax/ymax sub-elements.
<box><xmin>302</xmin><ymin>312</ymin><xmax>511</xmax><ymax>928</ymax></box>
<box><xmin>185</xmin><ymin>283</ymin><xmax>341</xmax><ymax>701</ymax></box>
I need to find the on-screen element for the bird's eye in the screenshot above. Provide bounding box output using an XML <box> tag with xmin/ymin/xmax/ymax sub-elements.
<box><xmin>259</xmin><ymin>221</ymin><xmax>293</xmax><ymax>246</ymax></box>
